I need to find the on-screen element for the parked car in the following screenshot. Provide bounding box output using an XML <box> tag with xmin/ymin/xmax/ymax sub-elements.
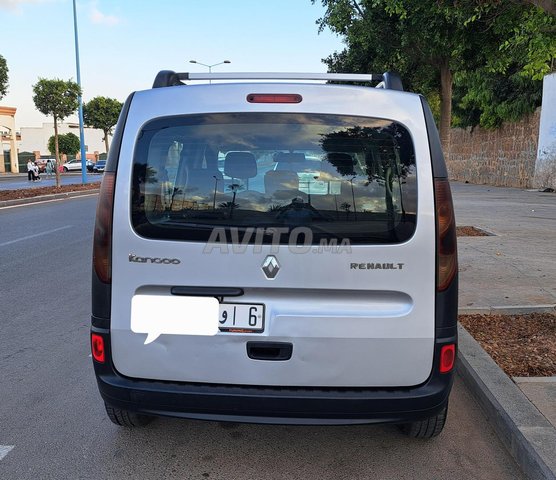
<box><xmin>93</xmin><ymin>160</ymin><xmax>106</xmax><ymax>173</ymax></box>
<box><xmin>91</xmin><ymin>71</ymin><xmax>458</xmax><ymax>436</ymax></box>
<box><xmin>86</xmin><ymin>160</ymin><xmax>95</xmax><ymax>172</ymax></box>
<box><xmin>62</xmin><ymin>159</ymin><xmax>82</xmax><ymax>172</ymax></box>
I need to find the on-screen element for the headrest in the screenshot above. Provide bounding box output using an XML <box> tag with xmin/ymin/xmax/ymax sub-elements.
<box><xmin>326</xmin><ymin>152</ymin><xmax>355</xmax><ymax>176</ymax></box>
<box><xmin>224</xmin><ymin>152</ymin><xmax>257</xmax><ymax>179</ymax></box>
<box><xmin>274</xmin><ymin>152</ymin><xmax>306</xmax><ymax>163</ymax></box>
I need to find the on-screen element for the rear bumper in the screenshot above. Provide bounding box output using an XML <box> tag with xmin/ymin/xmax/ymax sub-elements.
<box><xmin>92</xmin><ymin>328</ymin><xmax>455</xmax><ymax>425</ymax></box>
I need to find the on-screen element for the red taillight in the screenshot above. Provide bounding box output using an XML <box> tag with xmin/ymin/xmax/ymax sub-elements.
<box><xmin>247</xmin><ymin>93</ymin><xmax>302</xmax><ymax>104</ymax></box>
<box><xmin>93</xmin><ymin>172</ymin><xmax>115</xmax><ymax>284</ymax></box>
<box><xmin>91</xmin><ymin>333</ymin><xmax>105</xmax><ymax>363</ymax></box>
<box><xmin>434</xmin><ymin>178</ymin><xmax>457</xmax><ymax>291</ymax></box>
<box><xmin>440</xmin><ymin>344</ymin><xmax>456</xmax><ymax>373</ymax></box>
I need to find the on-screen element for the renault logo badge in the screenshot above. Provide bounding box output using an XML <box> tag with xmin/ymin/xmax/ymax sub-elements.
<box><xmin>262</xmin><ymin>255</ymin><xmax>280</xmax><ymax>279</ymax></box>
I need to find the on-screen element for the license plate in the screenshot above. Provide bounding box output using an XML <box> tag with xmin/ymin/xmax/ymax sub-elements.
<box><xmin>219</xmin><ymin>303</ymin><xmax>264</xmax><ymax>332</ymax></box>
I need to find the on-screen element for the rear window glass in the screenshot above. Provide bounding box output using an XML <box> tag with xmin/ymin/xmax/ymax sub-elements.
<box><xmin>131</xmin><ymin>113</ymin><xmax>417</xmax><ymax>245</ymax></box>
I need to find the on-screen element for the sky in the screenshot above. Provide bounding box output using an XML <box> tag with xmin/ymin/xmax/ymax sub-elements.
<box><xmin>0</xmin><ymin>0</ymin><xmax>345</xmax><ymax>129</ymax></box>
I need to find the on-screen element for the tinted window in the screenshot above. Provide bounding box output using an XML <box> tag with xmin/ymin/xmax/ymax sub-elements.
<box><xmin>131</xmin><ymin>113</ymin><xmax>416</xmax><ymax>244</ymax></box>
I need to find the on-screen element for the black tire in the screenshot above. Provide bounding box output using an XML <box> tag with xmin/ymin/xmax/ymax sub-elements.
<box><xmin>104</xmin><ymin>403</ymin><xmax>153</xmax><ymax>427</ymax></box>
<box><xmin>63</xmin><ymin>166</ymin><xmax>68</xmax><ymax>172</ymax></box>
<box><xmin>399</xmin><ymin>404</ymin><xmax>448</xmax><ymax>438</ymax></box>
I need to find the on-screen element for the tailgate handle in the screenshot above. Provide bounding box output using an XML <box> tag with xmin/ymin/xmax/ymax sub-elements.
<box><xmin>171</xmin><ymin>286</ymin><xmax>244</xmax><ymax>297</ymax></box>
<box><xmin>246</xmin><ymin>342</ymin><xmax>292</xmax><ymax>361</ymax></box>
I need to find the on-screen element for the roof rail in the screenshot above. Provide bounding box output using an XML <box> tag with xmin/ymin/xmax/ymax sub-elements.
<box><xmin>152</xmin><ymin>71</ymin><xmax>404</xmax><ymax>91</ymax></box>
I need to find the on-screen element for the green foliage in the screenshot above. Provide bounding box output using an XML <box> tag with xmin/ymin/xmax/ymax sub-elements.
<box><xmin>494</xmin><ymin>7</ymin><xmax>556</xmax><ymax>81</ymax></box>
<box><xmin>454</xmin><ymin>68</ymin><xmax>543</xmax><ymax>129</ymax></box>
<box><xmin>0</xmin><ymin>54</ymin><xmax>8</xmax><ymax>100</ymax></box>
<box><xmin>314</xmin><ymin>0</ymin><xmax>490</xmax><ymax>142</ymax></box>
<box><xmin>316</xmin><ymin>0</ymin><xmax>483</xmax><ymax>90</ymax></box>
<box><xmin>48</xmin><ymin>132</ymin><xmax>81</xmax><ymax>156</ymax></box>
<box><xmin>32</xmin><ymin>78</ymin><xmax>80</xmax><ymax>121</ymax></box>
<box><xmin>83</xmin><ymin>96</ymin><xmax>122</xmax><ymax>137</ymax></box>
<box><xmin>460</xmin><ymin>3</ymin><xmax>556</xmax><ymax>80</ymax></box>
<box><xmin>314</xmin><ymin>0</ymin><xmax>554</xmax><ymax>129</ymax></box>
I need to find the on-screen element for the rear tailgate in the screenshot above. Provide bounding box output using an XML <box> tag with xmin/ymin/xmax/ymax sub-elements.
<box><xmin>110</xmin><ymin>83</ymin><xmax>435</xmax><ymax>387</ymax></box>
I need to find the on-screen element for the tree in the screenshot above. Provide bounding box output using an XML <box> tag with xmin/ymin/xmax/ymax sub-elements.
<box><xmin>453</xmin><ymin>68</ymin><xmax>544</xmax><ymax>129</ymax></box>
<box><xmin>340</xmin><ymin>201</ymin><xmax>352</xmax><ymax>219</ymax></box>
<box><xmin>83</xmin><ymin>96</ymin><xmax>122</xmax><ymax>153</ymax></box>
<box><xmin>469</xmin><ymin>0</ymin><xmax>556</xmax><ymax>17</ymax></box>
<box><xmin>314</xmin><ymin>0</ymin><xmax>555</xmax><ymax>142</ymax></box>
<box><xmin>452</xmin><ymin>2</ymin><xmax>554</xmax><ymax>128</ymax></box>
<box><xmin>48</xmin><ymin>132</ymin><xmax>80</xmax><ymax>156</ymax></box>
<box><xmin>32</xmin><ymin>78</ymin><xmax>80</xmax><ymax>187</ymax></box>
<box><xmin>315</xmin><ymin>0</ymin><xmax>489</xmax><ymax>146</ymax></box>
<box><xmin>0</xmin><ymin>54</ymin><xmax>8</xmax><ymax>100</ymax></box>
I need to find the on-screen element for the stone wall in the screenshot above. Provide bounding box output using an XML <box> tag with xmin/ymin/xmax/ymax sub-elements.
<box><xmin>445</xmin><ymin>110</ymin><xmax>540</xmax><ymax>188</ymax></box>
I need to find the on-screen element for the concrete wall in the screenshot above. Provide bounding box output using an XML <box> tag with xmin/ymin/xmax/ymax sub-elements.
<box><xmin>445</xmin><ymin>110</ymin><xmax>540</xmax><ymax>188</ymax></box>
<box><xmin>535</xmin><ymin>73</ymin><xmax>556</xmax><ymax>188</ymax></box>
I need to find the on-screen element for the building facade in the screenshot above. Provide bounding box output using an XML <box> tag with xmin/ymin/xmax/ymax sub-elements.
<box><xmin>19</xmin><ymin>122</ymin><xmax>107</xmax><ymax>159</ymax></box>
<box><xmin>0</xmin><ymin>106</ymin><xmax>19</xmax><ymax>173</ymax></box>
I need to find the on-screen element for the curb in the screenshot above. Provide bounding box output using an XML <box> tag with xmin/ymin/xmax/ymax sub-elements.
<box><xmin>459</xmin><ymin>305</ymin><xmax>556</xmax><ymax>315</ymax></box>
<box><xmin>513</xmin><ymin>376</ymin><xmax>556</xmax><ymax>384</ymax></box>
<box><xmin>457</xmin><ymin>324</ymin><xmax>556</xmax><ymax>480</ymax></box>
<box><xmin>0</xmin><ymin>189</ymin><xmax>99</xmax><ymax>208</ymax></box>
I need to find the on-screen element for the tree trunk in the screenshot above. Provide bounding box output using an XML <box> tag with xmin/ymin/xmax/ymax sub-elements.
<box><xmin>54</xmin><ymin>116</ymin><xmax>61</xmax><ymax>188</ymax></box>
<box><xmin>439</xmin><ymin>60</ymin><xmax>453</xmax><ymax>153</ymax></box>
<box><xmin>104</xmin><ymin>129</ymin><xmax>110</xmax><ymax>154</ymax></box>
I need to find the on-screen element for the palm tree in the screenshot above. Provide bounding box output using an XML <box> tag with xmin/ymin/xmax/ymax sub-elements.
<box><xmin>226</xmin><ymin>183</ymin><xmax>243</xmax><ymax>218</ymax></box>
<box><xmin>218</xmin><ymin>201</ymin><xmax>239</xmax><ymax>210</ymax></box>
<box><xmin>340</xmin><ymin>202</ymin><xmax>352</xmax><ymax>220</ymax></box>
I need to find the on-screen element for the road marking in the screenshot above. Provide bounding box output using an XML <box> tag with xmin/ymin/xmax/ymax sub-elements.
<box><xmin>0</xmin><ymin>193</ymin><xmax>98</xmax><ymax>210</ymax></box>
<box><xmin>0</xmin><ymin>445</ymin><xmax>14</xmax><ymax>461</ymax></box>
<box><xmin>0</xmin><ymin>225</ymin><xmax>72</xmax><ymax>247</ymax></box>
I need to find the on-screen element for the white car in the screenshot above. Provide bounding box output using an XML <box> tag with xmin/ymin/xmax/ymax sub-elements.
<box><xmin>62</xmin><ymin>159</ymin><xmax>83</xmax><ymax>172</ymax></box>
<box><xmin>91</xmin><ymin>71</ymin><xmax>458</xmax><ymax>437</ymax></box>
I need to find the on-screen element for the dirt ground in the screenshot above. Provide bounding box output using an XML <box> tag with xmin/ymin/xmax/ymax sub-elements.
<box><xmin>456</xmin><ymin>225</ymin><xmax>489</xmax><ymax>236</ymax></box>
<box><xmin>0</xmin><ymin>182</ymin><xmax>100</xmax><ymax>202</ymax></box>
<box><xmin>460</xmin><ymin>313</ymin><xmax>556</xmax><ymax>377</ymax></box>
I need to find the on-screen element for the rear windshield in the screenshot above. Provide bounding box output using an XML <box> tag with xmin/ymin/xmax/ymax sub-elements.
<box><xmin>131</xmin><ymin>113</ymin><xmax>417</xmax><ymax>245</ymax></box>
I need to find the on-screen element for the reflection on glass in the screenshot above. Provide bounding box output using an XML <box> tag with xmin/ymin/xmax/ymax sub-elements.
<box><xmin>131</xmin><ymin>113</ymin><xmax>417</xmax><ymax>244</ymax></box>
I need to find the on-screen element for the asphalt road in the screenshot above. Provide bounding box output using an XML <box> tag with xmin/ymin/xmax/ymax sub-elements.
<box><xmin>0</xmin><ymin>173</ymin><xmax>101</xmax><ymax>191</ymax></box>
<box><xmin>0</xmin><ymin>195</ymin><xmax>523</xmax><ymax>479</ymax></box>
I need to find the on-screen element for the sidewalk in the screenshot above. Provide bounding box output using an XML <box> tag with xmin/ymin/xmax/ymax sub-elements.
<box><xmin>452</xmin><ymin>181</ymin><xmax>556</xmax><ymax>479</ymax></box>
<box><xmin>452</xmin><ymin>181</ymin><xmax>556</xmax><ymax>309</ymax></box>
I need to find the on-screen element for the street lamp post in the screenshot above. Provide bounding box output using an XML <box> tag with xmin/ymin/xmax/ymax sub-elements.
<box><xmin>349</xmin><ymin>175</ymin><xmax>358</xmax><ymax>220</ymax></box>
<box><xmin>72</xmin><ymin>0</ymin><xmax>87</xmax><ymax>184</ymax></box>
<box><xmin>212</xmin><ymin>175</ymin><xmax>219</xmax><ymax>210</ymax></box>
<box><xmin>189</xmin><ymin>60</ymin><xmax>231</xmax><ymax>83</ymax></box>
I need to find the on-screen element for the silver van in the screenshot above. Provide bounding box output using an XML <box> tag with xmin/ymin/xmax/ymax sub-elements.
<box><xmin>91</xmin><ymin>71</ymin><xmax>458</xmax><ymax>438</ymax></box>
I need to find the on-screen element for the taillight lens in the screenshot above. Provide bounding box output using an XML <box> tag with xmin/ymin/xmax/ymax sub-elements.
<box><xmin>93</xmin><ymin>172</ymin><xmax>115</xmax><ymax>284</ymax></box>
<box><xmin>247</xmin><ymin>93</ymin><xmax>302</xmax><ymax>103</ymax></box>
<box><xmin>435</xmin><ymin>178</ymin><xmax>457</xmax><ymax>291</ymax></box>
<box><xmin>440</xmin><ymin>344</ymin><xmax>456</xmax><ymax>373</ymax></box>
<box><xmin>91</xmin><ymin>333</ymin><xmax>105</xmax><ymax>363</ymax></box>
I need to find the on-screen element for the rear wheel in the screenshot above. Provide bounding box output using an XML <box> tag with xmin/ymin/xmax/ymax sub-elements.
<box><xmin>104</xmin><ymin>403</ymin><xmax>153</xmax><ymax>427</ymax></box>
<box><xmin>399</xmin><ymin>404</ymin><xmax>448</xmax><ymax>438</ymax></box>
<box><xmin>63</xmin><ymin>166</ymin><xmax>68</xmax><ymax>172</ymax></box>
